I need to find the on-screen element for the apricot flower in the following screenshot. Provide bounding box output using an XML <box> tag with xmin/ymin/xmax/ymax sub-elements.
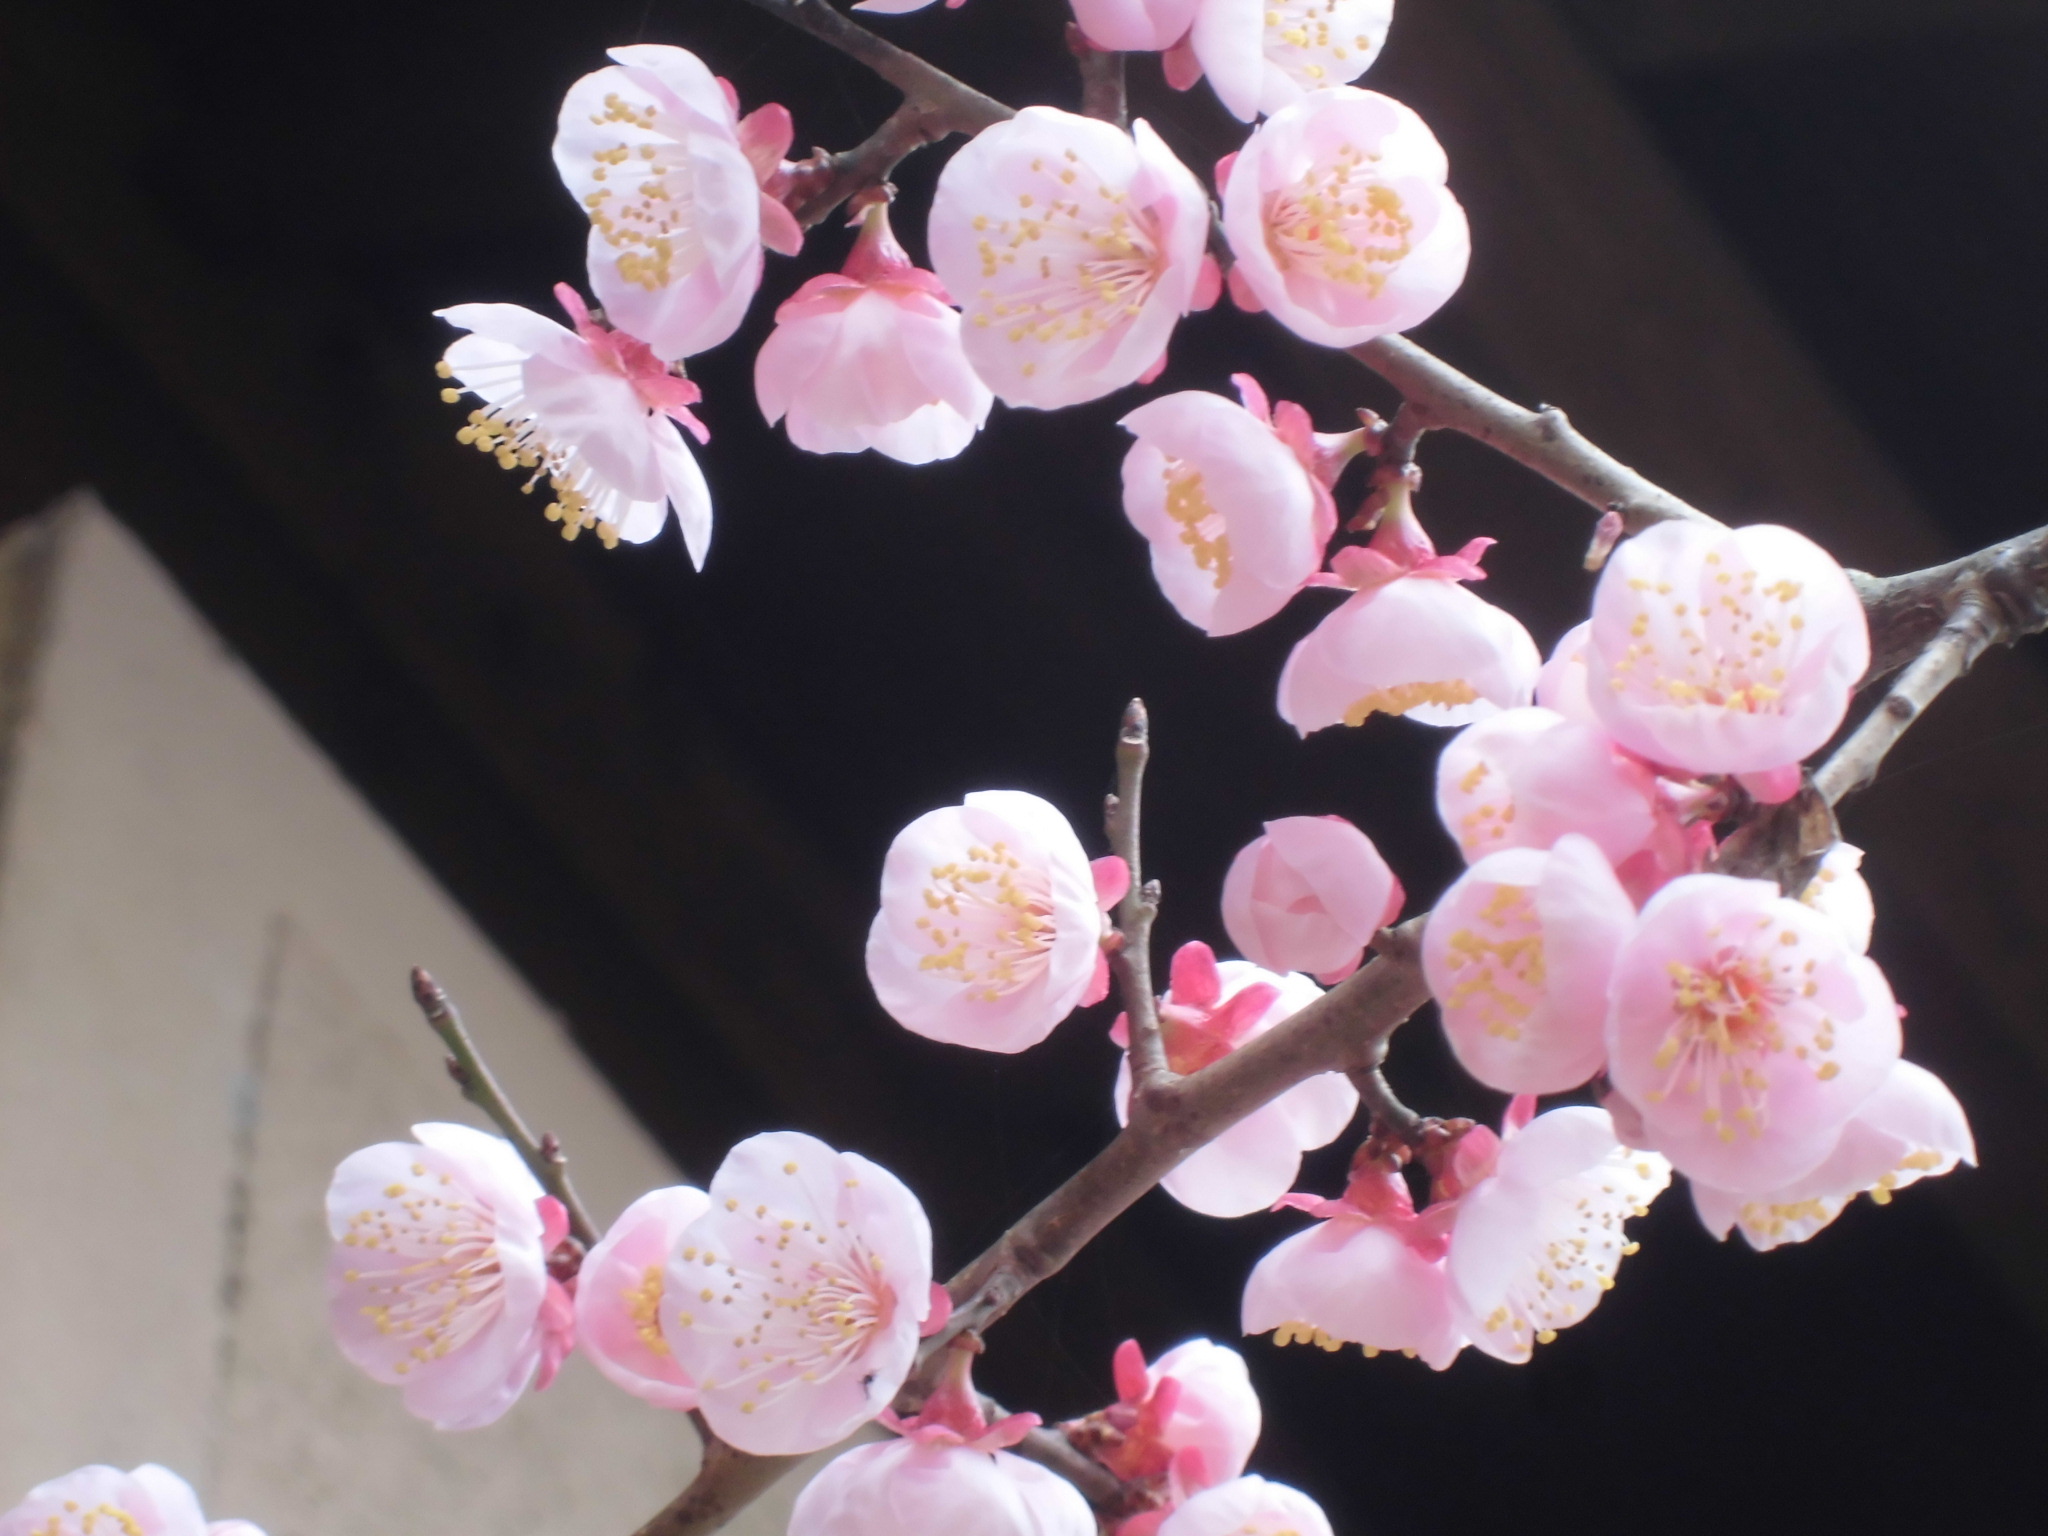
<box><xmin>1220</xmin><ymin>814</ymin><xmax>1403</xmax><ymax>982</ymax></box>
<box><xmin>928</xmin><ymin>107</ymin><xmax>1215</xmax><ymax>408</ymax></box>
<box><xmin>1222</xmin><ymin>88</ymin><xmax>1469</xmax><ymax>347</ymax></box>
<box><xmin>1604</xmin><ymin>873</ymin><xmax>1901</xmax><ymax>1191</ymax></box>
<box><xmin>1156</xmin><ymin>1478</ymin><xmax>1334</xmax><ymax>1536</ymax></box>
<box><xmin>1690</xmin><ymin>1060</ymin><xmax>1974</xmax><ymax>1250</ymax></box>
<box><xmin>1118</xmin><ymin>376</ymin><xmax>1351</xmax><ymax>635</ymax></box>
<box><xmin>1422</xmin><ymin>835</ymin><xmax>1637</xmax><ymax>1095</ymax></box>
<box><xmin>867</xmin><ymin>791</ymin><xmax>1123</xmax><ymax>1053</ymax></box>
<box><xmin>665</xmin><ymin>1132</ymin><xmax>933</xmax><ymax>1455</ymax></box>
<box><xmin>1176</xmin><ymin>0</ymin><xmax>1395</xmax><ymax>122</ymax></box>
<box><xmin>576</xmin><ymin>1185</ymin><xmax>711</xmax><ymax>1409</ymax></box>
<box><xmin>1070</xmin><ymin>0</ymin><xmax>1201</xmax><ymax>49</ymax></box>
<box><xmin>756</xmin><ymin>199</ymin><xmax>992</xmax><ymax>463</ymax></box>
<box><xmin>438</xmin><ymin>284</ymin><xmax>713</xmax><ymax>564</ymax></box>
<box><xmin>554</xmin><ymin>45</ymin><xmax>800</xmax><ymax>362</ymax></box>
<box><xmin>1588</xmin><ymin>521</ymin><xmax>1869</xmax><ymax>776</ymax></box>
<box><xmin>1113</xmin><ymin>944</ymin><xmax>1357</xmax><ymax>1217</ymax></box>
<box><xmin>0</xmin><ymin>1467</ymin><xmax>262</xmax><ymax>1536</ymax></box>
<box><xmin>1078</xmin><ymin>1338</ymin><xmax>1261</xmax><ymax>1502</ymax></box>
<box><xmin>326</xmin><ymin>1122</ymin><xmax>575</xmax><ymax>1430</ymax></box>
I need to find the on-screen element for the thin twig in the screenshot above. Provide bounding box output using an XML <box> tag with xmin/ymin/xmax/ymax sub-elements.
<box><xmin>1348</xmin><ymin>335</ymin><xmax>1718</xmax><ymax>555</ymax></box>
<box><xmin>779</xmin><ymin>102</ymin><xmax>957</xmax><ymax>229</ymax></box>
<box><xmin>1106</xmin><ymin>699</ymin><xmax>1170</xmax><ymax>1095</ymax></box>
<box><xmin>734</xmin><ymin>0</ymin><xmax>1011</xmax><ymax>130</ymax></box>
<box><xmin>1816</xmin><ymin>592</ymin><xmax>2001</xmax><ymax>805</ymax></box>
<box><xmin>408</xmin><ymin>967</ymin><xmax>600</xmax><ymax>1247</ymax></box>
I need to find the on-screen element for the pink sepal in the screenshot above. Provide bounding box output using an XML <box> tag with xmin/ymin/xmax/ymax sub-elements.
<box><xmin>1213</xmin><ymin>151</ymin><xmax>1238</xmax><ymax>188</ymax></box>
<box><xmin>1229</xmin><ymin>372</ymin><xmax>1271</xmax><ymax>421</ymax></box>
<box><xmin>715</xmin><ymin>75</ymin><xmax>741</xmax><ymax>116</ymax></box>
<box><xmin>1504</xmin><ymin>1093</ymin><xmax>1539</xmax><ymax>1135</ymax></box>
<box><xmin>919</xmin><ymin>1282</ymin><xmax>954</xmax><ymax>1338</ymax></box>
<box><xmin>1191</xmin><ymin>254</ymin><xmax>1224</xmax><ymax>311</ymax></box>
<box><xmin>1093</xmin><ymin>854</ymin><xmax>1133</xmax><ymax>911</ymax></box>
<box><xmin>736</xmin><ymin>103</ymin><xmax>795</xmax><ymax>180</ymax></box>
<box><xmin>1311</xmin><ymin>954</ymin><xmax>1361</xmax><ymax>986</ymax></box>
<box><xmin>1736</xmin><ymin>763</ymin><xmax>1804</xmax><ymax>805</ymax></box>
<box><xmin>1137</xmin><ymin>348</ymin><xmax>1170</xmax><ymax>386</ymax></box>
<box><xmin>1164</xmin><ymin>34</ymin><xmax>1203</xmax><ymax>90</ymax></box>
<box><xmin>759</xmin><ymin>198</ymin><xmax>805</xmax><ymax>257</ymax></box>
<box><xmin>1170</xmin><ymin>939</ymin><xmax>1222</xmax><ymax>1008</ymax></box>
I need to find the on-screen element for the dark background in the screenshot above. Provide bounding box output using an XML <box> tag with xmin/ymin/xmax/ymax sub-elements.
<box><xmin>5</xmin><ymin>0</ymin><xmax>2048</xmax><ymax>1530</ymax></box>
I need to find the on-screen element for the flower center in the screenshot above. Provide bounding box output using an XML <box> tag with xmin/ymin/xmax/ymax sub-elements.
<box><xmin>626</xmin><ymin>1263</ymin><xmax>669</xmax><ymax>1356</ymax></box>
<box><xmin>913</xmin><ymin>841</ymin><xmax>1058</xmax><ymax>1001</ymax></box>
<box><xmin>581</xmin><ymin>92</ymin><xmax>709</xmax><ymax>294</ymax></box>
<box><xmin>339</xmin><ymin>1166</ymin><xmax>507</xmax><ymax>1372</ymax></box>
<box><xmin>1265</xmin><ymin>0</ymin><xmax>1380</xmax><ymax>88</ymax></box>
<box><xmin>440</xmin><ymin>360</ymin><xmax>631</xmax><ymax>548</ymax></box>
<box><xmin>1265</xmin><ymin>145</ymin><xmax>1414</xmax><ymax>293</ymax></box>
<box><xmin>1609</xmin><ymin>552</ymin><xmax>1806</xmax><ymax>713</ymax></box>
<box><xmin>965</xmin><ymin>150</ymin><xmax>1168</xmax><ymax>376</ymax></box>
<box><xmin>1438</xmin><ymin>884</ymin><xmax>1545</xmax><ymax>1041</ymax></box>
<box><xmin>1161</xmin><ymin>461</ymin><xmax>1232</xmax><ymax>589</ymax></box>
<box><xmin>1647</xmin><ymin>928</ymin><xmax>1838</xmax><ymax>1141</ymax></box>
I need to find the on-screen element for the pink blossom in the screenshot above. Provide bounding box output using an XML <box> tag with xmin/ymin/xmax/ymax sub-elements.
<box><xmin>1074</xmin><ymin>1338</ymin><xmax>1260</xmax><ymax>1514</ymax></box>
<box><xmin>1443</xmin><ymin>1104</ymin><xmax>1672</xmax><ymax>1363</ymax></box>
<box><xmin>1800</xmin><ymin>842</ymin><xmax>1873</xmax><ymax>954</ymax></box>
<box><xmin>438</xmin><ymin>284</ymin><xmax>713</xmax><ymax>564</ymax></box>
<box><xmin>575</xmin><ymin>1185</ymin><xmax>711</xmax><ymax>1409</ymax></box>
<box><xmin>0</xmin><ymin>1466</ymin><xmax>261</xmax><ymax>1536</ymax></box>
<box><xmin>1241</xmin><ymin>1163</ymin><xmax>1464</xmax><ymax>1365</ymax></box>
<box><xmin>1113</xmin><ymin>944</ymin><xmax>1357</xmax><ymax>1217</ymax></box>
<box><xmin>1275</xmin><ymin>503</ymin><xmax>1539</xmax><ymax>732</ymax></box>
<box><xmin>1222</xmin><ymin>88</ymin><xmax>1469</xmax><ymax>347</ymax></box>
<box><xmin>756</xmin><ymin>199</ymin><xmax>993</xmax><ymax>463</ymax></box>
<box><xmin>1604</xmin><ymin>873</ymin><xmax>1902</xmax><ymax>1192</ymax></box>
<box><xmin>1220</xmin><ymin>815</ymin><xmax>1402</xmax><ymax>982</ymax></box>
<box><xmin>1691</xmin><ymin>1060</ymin><xmax>1974</xmax><ymax>1250</ymax></box>
<box><xmin>1071</xmin><ymin>0</ymin><xmax>1200</xmax><ymax>51</ymax></box>
<box><xmin>554</xmin><ymin>46</ymin><xmax>800</xmax><ymax>363</ymax></box>
<box><xmin>665</xmin><ymin>1131</ymin><xmax>933</xmax><ymax>1454</ymax></box>
<box><xmin>867</xmin><ymin>791</ymin><xmax>1121</xmax><ymax>1053</ymax></box>
<box><xmin>1433</xmin><ymin>705</ymin><xmax>1711</xmax><ymax>901</ymax></box>
<box><xmin>927</xmin><ymin>108</ymin><xmax>1214</xmax><ymax>408</ymax></box>
<box><xmin>1156</xmin><ymin>1477</ymin><xmax>1334</xmax><ymax>1536</ymax></box>
<box><xmin>326</xmin><ymin>1122</ymin><xmax>574</xmax><ymax>1430</ymax></box>
<box><xmin>1119</xmin><ymin>376</ymin><xmax>1356</xmax><ymax>636</ymax></box>
<box><xmin>1178</xmin><ymin>0</ymin><xmax>1395</xmax><ymax>122</ymax></box>
<box><xmin>1423</xmin><ymin>835</ymin><xmax>1637</xmax><ymax>1095</ymax></box>
<box><xmin>1588</xmin><ymin>521</ymin><xmax>1870</xmax><ymax>776</ymax></box>
<box><xmin>793</xmin><ymin>1335</ymin><xmax>1085</xmax><ymax>1536</ymax></box>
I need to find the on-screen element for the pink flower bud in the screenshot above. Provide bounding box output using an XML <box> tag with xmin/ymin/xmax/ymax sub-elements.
<box><xmin>554</xmin><ymin>46</ymin><xmax>796</xmax><ymax>362</ymax></box>
<box><xmin>1690</xmin><ymin>1060</ymin><xmax>1974</xmax><ymax>1249</ymax></box>
<box><xmin>326</xmin><ymin>1122</ymin><xmax>568</xmax><ymax>1430</ymax></box>
<box><xmin>1181</xmin><ymin>0</ymin><xmax>1395</xmax><ymax>122</ymax></box>
<box><xmin>575</xmin><ymin>1185</ymin><xmax>711</xmax><ymax>1409</ymax></box>
<box><xmin>867</xmin><ymin>791</ymin><xmax>1113</xmax><ymax>1053</ymax></box>
<box><xmin>1114</xmin><ymin>946</ymin><xmax>1357</xmax><ymax>1216</ymax></box>
<box><xmin>1118</xmin><ymin>377</ymin><xmax>1340</xmax><ymax>636</ymax></box>
<box><xmin>1089</xmin><ymin>1337</ymin><xmax>1261</xmax><ymax>1498</ymax></box>
<box><xmin>1587</xmin><ymin>521</ymin><xmax>1869</xmax><ymax>775</ymax></box>
<box><xmin>1222</xmin><ymin>88</ymin><xmax>1469</xmax><ymax>347</ymax></box>
<box><xmin>928</xmin><ymin>108</ymin><xmax>1213</xmax><ymax>408</ymax></box>
<box><xmin>1157</xmin><ymin>1477</ymin><xmax>1334</xmax><ymax>1536</ymax></box>
<box><xmin>1221</xmin><ymin>815</ymin><xmax>1402</xmax><ymax>982</ymax></box>
<box><xmin>665</xmin><ymin>1132</ymin><xmax>934</xmax><ymax>1455</ymax></box>
<box><xmin>755</xmin><ymin>202</ymin><xmax>993</xmax><ymax>463</ymax></box>
<box><xmin>1423</xmin><ymin>835</ymin><xmax>1636</xmax><ymax>1095</ymax></box>
<box><xmin>1604</xmin><ymin>874</ymin><xmax>1902</xmax><ymax>1192</ymax></box>
<box><xmin>1</xmin><ymin>1467</ymin><xmax>261</xmax><ymax>1536</ymax></box>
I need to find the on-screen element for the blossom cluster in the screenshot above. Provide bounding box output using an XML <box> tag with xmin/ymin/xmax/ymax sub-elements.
<box><xmin>433</xmin><ymin>0</ymin><xmax>1473</xmax><ymax>576</ymax></box>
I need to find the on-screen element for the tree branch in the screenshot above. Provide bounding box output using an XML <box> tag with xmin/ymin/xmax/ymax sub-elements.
<box><xmin>1849</xmin><ymin>523</ymin><xmax>2048</xmax><ymax>683</ymax></box>
<box><xmin>780</xmin><ymin>102</ymin><xmax>958</xmax><ymax>229</ymax></box>
<box><xmin>1066</xmin><ymin>27</ymin><xmax>1128</xmax><ymax>126</ymax></box>
<box><xmin>735</xmin><ymin>0</ymin><xmax>1011</xmax><ymax>130</ymax></box>
<box><xmin>408</xmin><ymin>967</ymin><xmax>600</xmax><ymax>1247</ymax></box>
<box><xmin>1106</xmin><ymin>698</ymin><xmax>1170</xmax><ymax>1095</ymax></box>
<box><xmin>1348</xmin><ymin>335</ymin><xmax>1718</xmax><ymax>555</ymax></box>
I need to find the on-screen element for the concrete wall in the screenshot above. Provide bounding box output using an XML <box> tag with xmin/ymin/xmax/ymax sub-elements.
<box><xmin>0</xmin><ymin>498</ymin><xmax>821</xmax><ymax>1536</ymax></box>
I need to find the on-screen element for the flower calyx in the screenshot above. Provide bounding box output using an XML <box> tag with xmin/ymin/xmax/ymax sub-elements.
<box><xmin>881</xmin><ymin>1336</ymin><xmax>1041</xmax><ymax>1453</ymax></box>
